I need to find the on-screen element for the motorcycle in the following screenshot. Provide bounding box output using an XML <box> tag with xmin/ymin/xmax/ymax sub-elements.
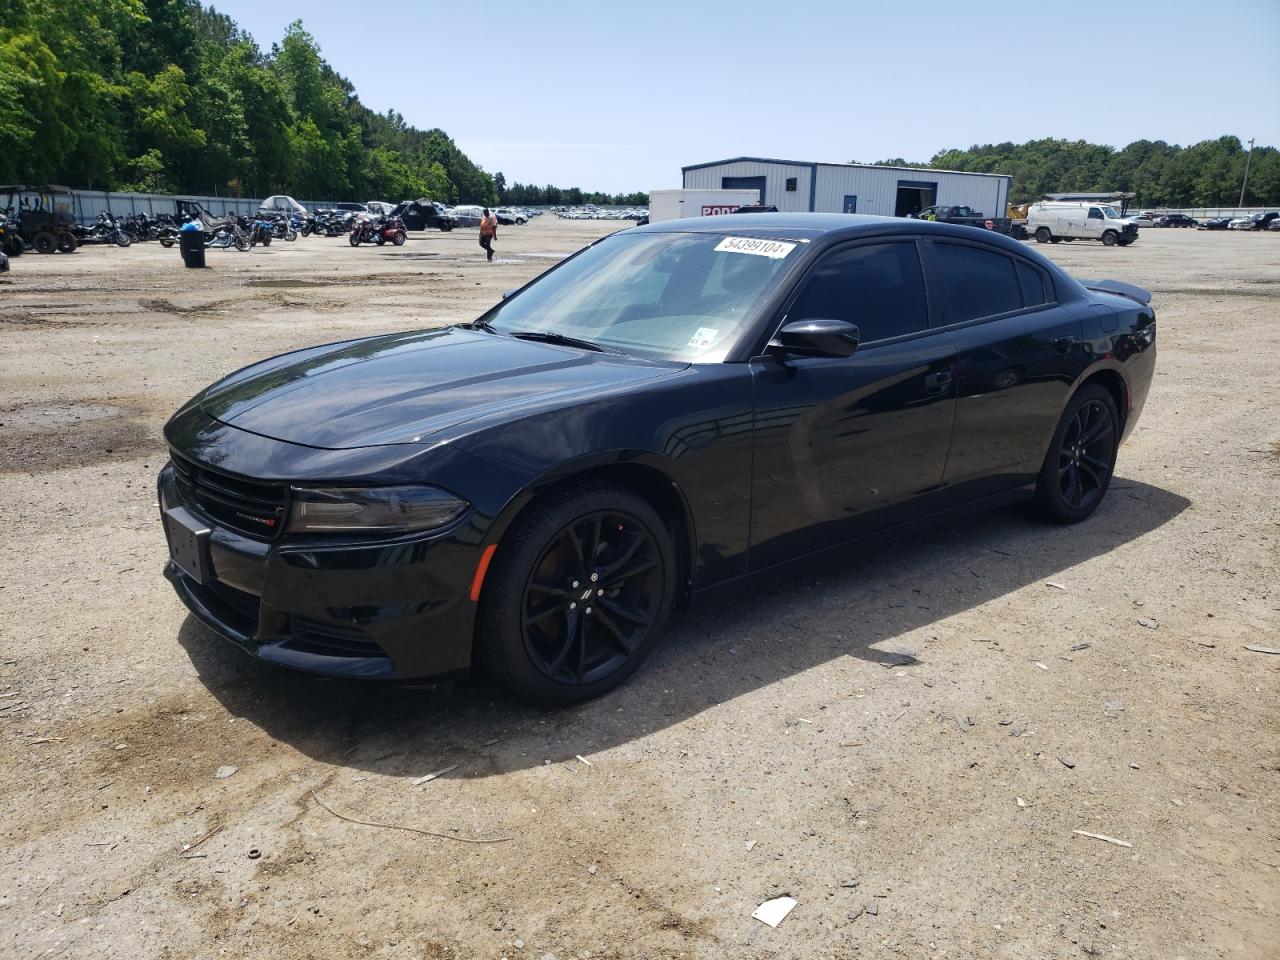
<box><xmin>374</xmin><ymin>215</ymin><xmax>407</xmax><ymax>246</ymax></box>
<box><xmin>270</xmin><ymin>214</ymin><xmax>299</xmax><ymax>242</ymax></box>
<box><xmin>247</xmin><ymin>216</ymin><xmax>274</xmax><ymax>247</ymax></box>
<box><xmin>73</xmin><ymin>212</ymin><xmax>132</xmax><ymax>247</ymax></box>
<box><xmin>348</xmin><ymin>214</ymin><xmax>382</xmax><ymax>246</ymax></box>
<box><xmin>204</xmin><ymin>221</ymin><xmax>251</xmax><ymax>252</ymax></box>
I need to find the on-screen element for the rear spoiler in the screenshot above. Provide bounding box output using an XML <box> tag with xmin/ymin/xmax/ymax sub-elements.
<box><xmin>1080</xmin><ymin>279</ymin><xmax>1152</xmax><ymax>305</ymax></box>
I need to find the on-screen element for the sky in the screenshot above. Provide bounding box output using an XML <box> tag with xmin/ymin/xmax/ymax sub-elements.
<box><xmin>207</xmin><ymin>0</ymin><xmax>1280</xmax><ymax>193</ymax></box>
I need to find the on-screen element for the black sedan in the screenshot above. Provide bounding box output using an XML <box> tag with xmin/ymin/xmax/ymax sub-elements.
<box><xmin>1154</xmin><ymin>214</ymin><xmax>1198</xmax><ymax>228</ymax></box>
<box><xmin>160</xmin><ymin>214</ymin><xmax>1156</xmax><ymax>701</ymax></box>
<box><xmin>1198</xmin><ymin>217</ymin><xmax>1233</xmax><ymax>230</ymax></box>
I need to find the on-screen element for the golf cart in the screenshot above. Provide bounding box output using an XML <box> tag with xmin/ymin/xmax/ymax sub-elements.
<box><xmin>390</xmin><ymin>198</ymin><xmax>457</xmax><ymax>231</ymax></box>
<box><xmin>0</xmin><ymin>184</ymin><xmax>79</xmax><ymax>254</ymax></box>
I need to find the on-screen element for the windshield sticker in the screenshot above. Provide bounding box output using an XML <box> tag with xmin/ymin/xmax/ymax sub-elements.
<box><xmin>714</xmin><ymin>236</ymin><xmax>797</xmax><ymax>259</ymax></box>
<box><xmin>687</xmin><ymin>327</ymin><xmax>719</xmax><ymax>351</ymax></box>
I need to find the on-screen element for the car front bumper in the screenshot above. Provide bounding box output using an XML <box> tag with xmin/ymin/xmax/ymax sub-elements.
<box><xmin>159</xmin><ymin>463</ymin><xmax>487</xmax><ymax>680</ymax></box>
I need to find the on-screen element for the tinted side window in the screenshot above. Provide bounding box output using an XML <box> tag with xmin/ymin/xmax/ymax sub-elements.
<box><xmin>934</xmin><ymin>242</ymin><xmax>1023</xmax><ymax>323</ymax></box>
<box><xmin>786</xmin><ymin>242</ymin><xmax>928</xmax><ymax>344</ymax></box>
<box><xmin>1015</xmin><ymin>259</ymin><xmax>1051</xmax><ymax>306</ymax></box>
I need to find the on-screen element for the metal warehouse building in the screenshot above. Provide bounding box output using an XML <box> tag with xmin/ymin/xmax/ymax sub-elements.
<box><xmin>683</xmin><ymin>157</ymin><xmax>1011</xmax><ymax>219</ymax></box>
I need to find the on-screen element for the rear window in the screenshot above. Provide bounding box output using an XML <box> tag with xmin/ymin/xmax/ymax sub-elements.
<box><xmin>934</xmin><ymin>242</ymin><xmax>1023</xmax><ymax>323</ymax></box>
<box><xmin>1015</xmin><ymin>259</ymin><xmax>1051</xmax><ymax>306</ymax></box>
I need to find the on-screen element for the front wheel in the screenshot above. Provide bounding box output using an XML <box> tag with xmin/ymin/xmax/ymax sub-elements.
<box><xmin>1033</xmin><ymin>384</ymin><xmax>1118</xmax><ymax>524</ymax></box>
<box><xmin>33</xmin><ymin>232</ymin><xmax>57</xmax><ymax>254</ymax></box>
<box><xmin>1102</xmin><ymin>230</ymin><xmax>1118</xmax><ymax>247</ymax></box>
<box><xmin>286</xmin><ymin>228</ymin><xmax>297</xmax><ymax>241</ymax></box>
<box><xmin>114</xmin><ymin>231</ymin><xmax>132</xmax><ymax>247</ymax></box>
<box><xmin>477</xmin><ymin>482</ymin><xmax>676</xmax><ymax>702</ymax></box>
<box><xmin>1034</xmin><ymin>227</ymin><xmax>1051</xmax><ymax>243</ymax></box>
<box><xmin>233</xmin><ymin>234</ymin><xmax>250</xmax><ymax>252</ymax></box>
<box><xmin>349</xmin><ymin>233</ymin><xmax>360</xmax><ymax>246</ymax></box>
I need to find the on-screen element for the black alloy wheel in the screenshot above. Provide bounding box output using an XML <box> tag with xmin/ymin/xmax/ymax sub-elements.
<box><xmin>1034</xmin><ymin>384</ymin><xmax>1118</xmax><ymax>523</ymax></box>
<box><xmin>478</xmin><ymin>482</ymin><xmax>675</xmax><ymax>702</ymax></box>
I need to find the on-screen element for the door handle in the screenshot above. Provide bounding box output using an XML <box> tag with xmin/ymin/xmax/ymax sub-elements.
<box><xmin>1054</xmin><ymin>335</ymin><xmax>1079</xmax><ymax>353</ymax></box>
<box><xmin>924</xmin><ymin>370</ymin><xmax>953</xmax><ymax>394</ymax></box>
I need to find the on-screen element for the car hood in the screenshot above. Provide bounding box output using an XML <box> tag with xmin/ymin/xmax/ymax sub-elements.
<box><xmin>198</xmin><ymin>327</ymin><xmax>682</xmax><ymax>449</ymax></box>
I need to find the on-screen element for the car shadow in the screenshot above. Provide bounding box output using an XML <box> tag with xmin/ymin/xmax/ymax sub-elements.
<box><xmin>177</xmin><ymin>478</ymin><xmax>1189</xmax><ymax>779</ymax></box>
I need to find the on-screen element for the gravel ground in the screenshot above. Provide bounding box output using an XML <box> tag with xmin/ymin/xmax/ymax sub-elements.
<box><xmin>1</xmin><ymin>221</ymin><xmax>1277</xmax><ymax>960</ymax></box>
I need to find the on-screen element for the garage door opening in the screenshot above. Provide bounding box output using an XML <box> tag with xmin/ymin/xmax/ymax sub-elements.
<box><xmin>721</xmin><ymin>176</ymin><xmax>767</xmax><ymax>204</ymax></box>
<box><xmin>895</xmin><ymin>180</ymin><xmax>937</xmax><ymax>217</ymax></box>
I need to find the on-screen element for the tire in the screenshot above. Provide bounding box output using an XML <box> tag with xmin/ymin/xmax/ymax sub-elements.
<box><xmin>477</xmin><ymin>481</ymin><xmax>677</xmax><ymax>702</ymax></box>
<box><xmin>1102</xmin><ymin>230</ymin><xmax>1118</xmax><ymax>247</ymax></box>
<box><xmin>1034</xmin><ymin>227</ymin><xmax>1051</xmax><ymax>243</ymax></box>
<box><xmin>33</xmin><ymin>231</ymin><xmax>57</xmax><ymax>254</ymax></box>
<box><xmin>57</xmin><ymin>232</ymin><xmax>78</xmax><ymax>253</ymax></box>
<box><xmin>1050</xmin><ymin>236</ymin><xmax>1061</xmax><ymax>243</ymax></box>
<box><xmin>1033</xmin><ymin>384</ymin><xmax>1119</xmax><ymax>524</ymax></box>
<box><xmin>286</xmin><ymin>228</ymin><xmax>297</xmax><ymax>242</ymax></box>
<box><xmin>349</xmin><ymin>233</ymin><xmax>360</xmax><ymax>246</ymax></box>
<box><xmin>392</xmin><ymin>231</ymin><xmax>406</xmax><ymax>246</ymax></box>
<box><xmin>440</xmin><ymin>223</ymin><xmax>453</xmax><ymax>232</ymax></box>
<box><xmin>1117</xmin><ymin>236</ymin><xmax>1135</xmax><ymax>247</ymax></box>
<box><xmin>233</xmin><ymin>234</ymin><xmax>250</xmax><ymax>252</ymax></box>
<box><xmin>159</xmin><ymin>238</ymin><xmax>174</xmax><ymax>248</ymax></box>
<box><xmin>375</xmin><ymin>235</ymin><xmax>386</xmax><ymax>246</ymax></box>
<box><xmin>114</xmin><ymin>231</ymin><xmax>131</xmax><ymax>247</ymax></box>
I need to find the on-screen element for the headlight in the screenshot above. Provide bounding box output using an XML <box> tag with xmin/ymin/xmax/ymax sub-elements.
<box><xmin>287</xmin><ymin>485</ymin><xmax>468</xmax><ymax>534</ymax></box>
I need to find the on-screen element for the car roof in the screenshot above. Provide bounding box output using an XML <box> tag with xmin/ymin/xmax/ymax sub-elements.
<box><xmin>629</xmin><ymin>212</ymin><xmax>1028</xmax><ymax>247</ymax></box>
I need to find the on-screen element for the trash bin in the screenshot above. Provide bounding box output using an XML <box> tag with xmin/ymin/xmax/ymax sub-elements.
<box><xmin>179</xmin><ymin>222</ymin><xmax>206</xmax><ymax>268</ymax></box>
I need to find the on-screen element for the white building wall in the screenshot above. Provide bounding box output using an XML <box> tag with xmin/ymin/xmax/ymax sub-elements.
<box><xmin>684</xmin><ymin>159</ymin><xmax>1011</xmax><ymax>219</ymax></box>
<box><xmin>812</xmin><ymin>165</ymin><xmax>1009</xmax><ymax>217</ymax></box>
<box><xmin>682</xmin><ymin>160</ymin><xmax>813</xmax><ymax>213</ymax></box>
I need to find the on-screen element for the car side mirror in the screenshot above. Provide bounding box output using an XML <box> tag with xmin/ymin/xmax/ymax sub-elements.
<box><xmin>768</xmin><ymin>318</ymin><xmax>860</xmax><ymax>359</ymax></box>
<box><xmin>502</xmin><ymin>287</ymin><xmax>519</xmax><ymax>300</ymax></box>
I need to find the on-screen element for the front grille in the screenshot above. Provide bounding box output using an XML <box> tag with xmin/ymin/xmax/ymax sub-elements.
<box><xmin>287</xmin><ymin>617</ymin><xmax>388</xmax><ymax>659</ymax></box>
<box><xmin>171</xmin><ymin>453</ymin><xmax>287</xmax><ymax>540</ymax></box>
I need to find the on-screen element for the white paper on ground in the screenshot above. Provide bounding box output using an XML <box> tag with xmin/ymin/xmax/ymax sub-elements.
<box><xmin>751</xmin><ymin>896</ymin><xmax>797</xmax><ymax>928</ymax></box>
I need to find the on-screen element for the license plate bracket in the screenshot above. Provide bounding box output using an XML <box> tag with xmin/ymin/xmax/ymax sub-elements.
<box><xmin>164</xmin><ymin>506</ymin><xmax>211</xmax><ymax>584</ymax></box>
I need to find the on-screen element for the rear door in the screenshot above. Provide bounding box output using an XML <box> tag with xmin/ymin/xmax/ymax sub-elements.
<box><xmin>928</xmin><ymin>239</ymin><xmax>1085</xmax><ymax>500</ymax></box>
<box><xmin>748</xmin><ymin>238</ymin><xmax>958</xmax><ymax>569</ymax></box>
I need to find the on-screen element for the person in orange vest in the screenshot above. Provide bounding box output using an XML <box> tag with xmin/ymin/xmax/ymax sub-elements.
<box><xmin>479</xmin><ymin>207</ymin><xmax>498</xmax><ymax>261</ymax></box>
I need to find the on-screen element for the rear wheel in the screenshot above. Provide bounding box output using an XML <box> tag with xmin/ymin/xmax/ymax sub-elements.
<box><xmin>349</xmin><ymin>233</ymin><xmax>360</xmax><ymax>246</ymax></box>
<box><xmin>57</xmin><ymin>232</ymin><xmax>78</xmax><ymax>253</ymax></box>
<box><xmin>477</xmin><ymin>482</ymin><xmax>676</xmax><ymax>702</ymax></box>
<box><xmin>1033</xmin><ymin>384</ymin><xmax>1118</xmax><ymax>524</ymax></box>
<box><xmin>1102</xmin><ymin>230</ymin><xmax>1118</xmax><ymax>246</ymax></box>
<box><xmin>33</xmin><ymin>231</ymin><xmax>57</xmax><ymax>254</ymax></box>
<box><xmin>392</xmin><ymin>231</ymin><xmax>406</xmax><ymax>246</ymax></box>
<box><xmin>1034</xmin><ymin>227</ymin><xmax>1051</xmax><ymax>243</ymax></box>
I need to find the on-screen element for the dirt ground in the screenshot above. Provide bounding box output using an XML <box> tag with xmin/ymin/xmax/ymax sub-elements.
<box><xmin>1</xmin><ymin>220</ymin><xmax>1277</xmax><ymax>960</ymax></box>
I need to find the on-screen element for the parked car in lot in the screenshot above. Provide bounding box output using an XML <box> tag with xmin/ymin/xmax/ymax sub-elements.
<box><xmin>259</xmin><ymin>195</ymin><xmax>308</xmax><ymax>217</ymax></box>
<box><xmin>335</xmin><ymin>202</ymin><xmax>369</xmax><ymax>215</ymax></box>
<box><xmin>390</xmin><ymin>199</ymin><xmax>457</xmax><ymax>231</ymax></box>
<box><xmin>1269</xmin><ymin>218</ymin><xmax>1280</xmax><ymax>232</ymax></box>
<box><xmin>1127</xmin><ymin>212</ymin><xmax>1156</xmax><ymax>228</ymax></box>
<box><xmin>159</xmin><ymin>213</ymin><xmax>1156</xmax><ymax>702</ymax></box>
<box><xmin>1198</xmin><ymin>217</ymin><xmax>1233</xmax><ymax>230</ymax></box>
<box><xmin>1154</xmin><ymin>214</ymin><xmax>1198</xmax><ymax>228</ymax></box>
<box><xmin>1026</xmin><ymin>201</ymin><xmax>1140</xmax><ymax>246</ymax></box>
<box><xmin>366</xmin><ymin>201</ymin><xmax>397</xmax><ymax>217</ymax></box>
<box><xmin>450</xmin><ymin>205</ymin><xmax>485</xmax><ymax>227</ymax></box>
<box><xmin>495</xmin><ymin>207</ymin><xmax>527</xmax><ymax>225</ymax></box>
<box><xmin>1228</xmin><ymin>212</ymin><xmax>1279</xmax><ymax>231</ymax></box>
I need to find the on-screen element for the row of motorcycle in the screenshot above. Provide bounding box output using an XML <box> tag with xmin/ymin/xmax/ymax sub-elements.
<box><xmin>13</xmin><ymin>208</ymin><xmax>408</xmax><ymax>255</ymax></box>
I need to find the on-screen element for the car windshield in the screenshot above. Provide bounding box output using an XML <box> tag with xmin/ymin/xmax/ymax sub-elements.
<box><xmin>1103</xmin><ymin>206</ymin><xmax>1125</xmax><ymax>219</ymax></box>
<box><xmin>482</xmin><ymin>231</ymin><xmax>800</xmax><ymax>361</ymax></box>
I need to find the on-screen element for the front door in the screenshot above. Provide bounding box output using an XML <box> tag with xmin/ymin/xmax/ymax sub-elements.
<box><xmin>843</xmin><ymin>195</ymin><xmax>858</xmax><ymax>214</ymax></box>
<box><xmin>749</xmin><ymin>239</ymin><xmax>958</xmax><ymax>569</ymax></box>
